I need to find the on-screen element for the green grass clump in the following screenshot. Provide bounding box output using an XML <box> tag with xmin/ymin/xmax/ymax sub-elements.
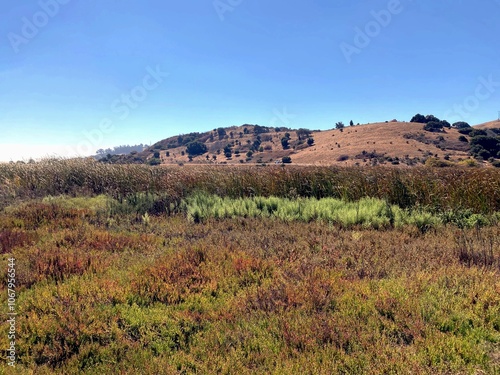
<box><xmin>184</xmin><ymin>192</ymin><xmax>445</xmax><ymax>230</ymax></box>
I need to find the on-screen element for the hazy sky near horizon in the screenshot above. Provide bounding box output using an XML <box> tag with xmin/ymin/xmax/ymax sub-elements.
<box><xmin>1</xmin><ymin>0</ymin><xmax>500</xmax><ymax>161</ymax></box>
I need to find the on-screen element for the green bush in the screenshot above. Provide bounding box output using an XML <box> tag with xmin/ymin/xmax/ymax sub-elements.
<box><xmin>148</xmin><ymin>158</ymin><xmax>161</xmax><ymax>166</ymax></box>
<box><xmin>281</xmin><ymin>138</ymin><xmax>290</xmax><ymax>150</ymax></box>
<box><xmin>453</xmin><ymin>121</ymin><xmax>471</xmax><ymax>129</ymax></box>
<box><xmin>423</xmin><ymin>121</ymin><xmax>444</xmax><ymax>132</ymax></box>
<box><xmin>458</xmin><ymin>128</ymin><xmax>473</xmax><ymax>135</ymax></box>
<box><xmin>469</xmin><ymin>129</ymin><xmax>487</xmax><ymax>137</ymax></box>
<box><xmin>470</xmin><ymin>136</ymin><xmax>500</xmax><ymax>160</ymax></box>
<box><xmin>411</xmin><ymin>114</ymin><xmax>427</xmax><ymax>123</ymax></box>
<box><xmin>186</xmin><ymin>141</ymin><xmax>208</xmax><ymax>157</ymax></box>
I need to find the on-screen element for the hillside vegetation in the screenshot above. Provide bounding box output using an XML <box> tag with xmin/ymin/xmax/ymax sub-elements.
<box><xmin>96</xmin><ymin>116</ymin><xmax>500</xmax><ymax>168</ymax></box>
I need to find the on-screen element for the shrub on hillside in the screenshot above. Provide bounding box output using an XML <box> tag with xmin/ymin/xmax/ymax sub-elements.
<box><xmin>410</xmin><ymin>114</ymin><xmax>427</xmax><ymax>123</ymax></box>
<box><xmin>186</xmin><ymin>141</ymin><xmax>208</xmax><ymax>157</ymax></box>
<box><xmin>411</xmin><ymin>114</ymin><xmax>447</xmax><ymax>126</ymax></box>
<box><xmin>440</xmin><ymin>120</ymin><xmax>451</xmax><ymax>128</ymax></box>
<box><xmin>148</xmin><ymin>158</ymin><xmax>161</xmax><ymax>166</ymax></box>
<box><xmin>425</xmin><ymin>115</ymin><xmax>441</xmax><ymax>123</ymax></box>
<box><xmin>296</xmin><ymin>128</ymin><xmax>312</xmax><ymax>140</ymax></box>
<box><xmin>458</xmin><ymin>128</ymin><xmax>473</xmax><ymax>135</ymax></box>
<box><xmin>470</xmin><ymin>136</ymin><xmax>500</xmax><ymax>160</ymax></box>
<box><xmin>253</xmin><ymin>125</ymin><xmax>270</xmax><ymax>134</ymax></box>
<box><xmin>425</xmin><ymin>157</ymin><xmax>453</xmax><ymax>168</ymax></box>
<box><xmin>458</xmin><ymin>159</ymin><xmax>478</xmax><ymax>167</ymax></box>
<box><xmin>470</xmin><ymin>129</ymin><xmax>487</xmax><ymax>137</ymax></box>
<box><xmin>281</xmin><ymin>137</ymin><xmax>290</xmax><ymax>150</ymax></box>
<box><xmin>453</xmin><ymin>122</ymin><xmax>471</xmax><ymax>129</ymax></box>
<box><xmin>423</xmin><ymin>121</ymin><xmax>444</xmax><ymax>132</ymax></box>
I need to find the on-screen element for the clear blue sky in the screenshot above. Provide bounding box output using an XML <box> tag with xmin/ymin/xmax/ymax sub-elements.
<box><xmin>1</xmin><ymin>0</ymin><xmax>499</xmax><ymax>161</ymax></box>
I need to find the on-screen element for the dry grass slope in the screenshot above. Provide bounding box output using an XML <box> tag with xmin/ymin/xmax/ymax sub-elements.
<box><xmin>139</xmin><ymin>121</ymin><xmax>493</xmax><ymax>167</ymax></box>
<box><xmin>291</xmin><ymin>122</ymin><xmax>471</xmax><ymax>166</ymax></box>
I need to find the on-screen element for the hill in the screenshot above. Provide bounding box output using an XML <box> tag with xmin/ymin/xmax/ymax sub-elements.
<box><xmin>289</xmin><ymin>121</ymin><xmax>471</xmax><ymax>166</ymax></box>
<box><xmin>99</xmin><ymin>120</ymin><xmax>500</xmax><ymax>167</ymax></box>
<box><xmin>476</xmin><ymin>119</ymin><xmax>500</xmax><ymax>129</ymax></box>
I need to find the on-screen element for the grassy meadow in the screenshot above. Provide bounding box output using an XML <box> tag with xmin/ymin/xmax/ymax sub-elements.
<box><xmin>0</xmin><ymin>159</ymin><xmax>499</xmax><ymax>374</ymax></box>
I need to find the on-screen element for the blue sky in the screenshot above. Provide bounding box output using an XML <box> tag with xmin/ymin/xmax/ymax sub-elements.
<box><xmin>1</xmin><ymin>0</ymin><xmax>499</xmax><ymax>161</ymax></box>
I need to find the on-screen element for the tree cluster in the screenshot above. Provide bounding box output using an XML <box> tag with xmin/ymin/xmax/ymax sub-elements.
<box><xmin>186</xmin><ymin>141</ymin><xmax>208</xmax><ymax>157</ymax></box>
<box><xmin>410</xmin><ymin>114</ymin><xmax>450</xmax><ymax>132</ymax></box>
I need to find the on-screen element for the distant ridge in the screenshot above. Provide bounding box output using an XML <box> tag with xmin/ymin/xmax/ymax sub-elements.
<box><xmin>97</xmin><ymin>119</ymin><xmax>500</xmax><ymax>167</ymax></box>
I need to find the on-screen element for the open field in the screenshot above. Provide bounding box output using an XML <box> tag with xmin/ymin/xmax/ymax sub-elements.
<box><xmin>0</xmin><ymin>160</ymin><xmax>499</xmax><ymax>374</ymax></box>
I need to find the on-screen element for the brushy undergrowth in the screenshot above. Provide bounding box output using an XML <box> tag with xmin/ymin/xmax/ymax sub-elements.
<box><xmin>0</xmin><ymin>161</ymin><xmax>500</xmax><ymax>373</ymax></box>
<box><xmin>0</xmin><ymin>196</ymin><xmax>498</xmax><ymax>374</ymax></box>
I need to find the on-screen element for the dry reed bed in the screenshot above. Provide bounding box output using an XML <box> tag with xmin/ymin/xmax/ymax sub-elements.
<box><xmin>1</xmin><ymin>159</ymin><xmax>500</xmax><ymax>213</ymax></box>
